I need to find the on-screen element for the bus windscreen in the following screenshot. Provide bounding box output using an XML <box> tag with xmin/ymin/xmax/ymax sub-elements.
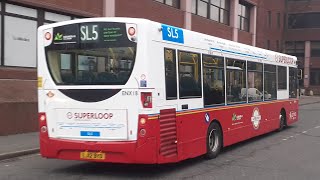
<box><xmin>45</xmin><ymin>22</ymin><xmax>137</xmax><ymax>85</ymax></box>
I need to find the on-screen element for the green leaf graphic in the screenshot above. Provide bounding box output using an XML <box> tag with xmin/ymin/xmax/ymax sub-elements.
<box><xmin>54</xmin><ymin>33</ymin><xmax>63</xmax><ymax>41</ymax></box>
<box><xmin>232</xmin><ymin>113</ymin><xmax>236</xmax><ymax>121</ymax></box>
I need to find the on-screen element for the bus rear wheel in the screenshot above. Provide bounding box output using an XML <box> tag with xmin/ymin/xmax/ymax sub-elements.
<box><xmin>205</xmin><ymin>122</ymin><xmax>222</xmax><ymax>159</ymax></box>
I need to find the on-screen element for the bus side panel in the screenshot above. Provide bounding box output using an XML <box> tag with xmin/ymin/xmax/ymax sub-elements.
<box><xmin>221</xmin><ymin>100</ymin><xmax>297</xmax><ymax>147</ymax></box>
<box><xmin>286</xmin><ymin>99</ymin><xmax>299</xmax><ymax>126</ymax></box>
<box><xmin>175</xmin><ymin>111</ymin><xmax>207</xmax><ymax>162</ymax></box>
<box><xmin>169</xmin><ymin>99</ymin><xmax>298</xmax><ymax>163</ymax></box>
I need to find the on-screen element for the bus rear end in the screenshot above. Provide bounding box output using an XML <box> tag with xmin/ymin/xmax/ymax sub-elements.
<box><xmin>37</xmin><ymin>19</ymin><xmax>157</xmax><ymax>164</ymax></box>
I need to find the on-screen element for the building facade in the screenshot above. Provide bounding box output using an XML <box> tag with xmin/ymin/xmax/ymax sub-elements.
<box><xmin>285</xmin><ymin>0</ymin><xmax>320</xmax><ymax>95</ymax></box>
<box><xmin>0</xmin><ymin>0</ymin><xmax>316</xmax><ymax>135</ymax></box>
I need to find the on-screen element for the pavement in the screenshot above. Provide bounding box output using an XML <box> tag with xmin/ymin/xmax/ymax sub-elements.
<box><xmin>0</xmin><ymin>95</ymin><xmax>319</xmax><ymax>161</ymax></box>
<box><xmin>0</xmin><ymin>132</ymin><xmax>39</xmax><ymax>161</ymax></box>
<box><xmin>299</xmin><ymin>95</ymin><xmax>320</xmax><ymax>106</ymax></box>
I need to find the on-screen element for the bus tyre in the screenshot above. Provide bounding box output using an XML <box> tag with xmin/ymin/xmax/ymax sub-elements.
<box><xmin>278</xmin><ymin>111</ymin><xmax>286</xmax><ymax>131</ymax></box>
<box><xmin>205</xmin><ymin>122</ymin><xmax>222</xmax><ymax>159</ymax></box>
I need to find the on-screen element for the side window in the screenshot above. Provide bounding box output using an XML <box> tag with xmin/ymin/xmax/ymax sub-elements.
<box><xmin>164</xmin><ymin>48</ymin><xmax>177</xmax><ymax>100</ymax></box>
<box><xmin>264</xmin><ymin>64</ymin><xmax>277</xmax><ymax>100</ymax></box>
<box><xmin>248</xmin><ymin>62</ymin><xmax>263</xmax><ymax>102</ymax></box>
<box><xmin>226</xmin><ymin>58</ymin><xmax>246</xmax><ymax>104</ymax></box>
<box><xmin>203</xmin><ymin>54</ymin><xmax>225</xmax><ymax>106</ymax></box>
<box><xmin>278</xmin><ymin>66</ymin><xmax>287</xmax><ymax>90</ymax></box>
<box><xmin>178</xmin><ymin>51</ymin><xmax>202</xmax><ymax>98</ymax></box>
<box><xmin>289</xmin><ymin>67</ymin><xmax>298</xmax><ymax>98</ymax></box>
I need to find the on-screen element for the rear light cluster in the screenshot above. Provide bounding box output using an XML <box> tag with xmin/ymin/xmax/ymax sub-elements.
<box><xmin>141</xmin><ymin>92</ymin><xmax>152</xmax><ymax>108</ymax></box>
<box><xmin>138</xmin><ymin>115</ymin><xmax>148</xmax><ymax>137</ymax></box>
<box><xmin>39</xmin><ymin>112</ymin><xmax>48</xmax><ymax>133</ymax></box>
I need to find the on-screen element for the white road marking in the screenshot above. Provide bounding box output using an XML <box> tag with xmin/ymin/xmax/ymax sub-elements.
<box><xmin>282</xmin><ymin>125</ymin><xmax>320</xmax><ymax>141</ymax></box>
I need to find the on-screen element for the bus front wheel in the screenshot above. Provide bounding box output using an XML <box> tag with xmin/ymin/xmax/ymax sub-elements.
<box><xmin>205</xmin><ymin>122</ymin><xmax>222</xmax><ymax>159</ymax></box>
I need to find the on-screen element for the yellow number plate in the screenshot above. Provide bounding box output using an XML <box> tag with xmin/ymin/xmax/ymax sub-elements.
<box><xmin>80</xmin><ymin>151</ymin><xmax>105</xmax><ymax>160</ymax></box>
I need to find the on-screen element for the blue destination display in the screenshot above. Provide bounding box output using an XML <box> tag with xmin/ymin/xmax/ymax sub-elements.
<box><xmin>80</xmin><ymin>131</ymin><xmax>100</xmax><ymax>137</ymax></box>
<box><xmin>161</xmin><ymin>24</ymin><xmax>184</xmax><ymax>44</ymax></box>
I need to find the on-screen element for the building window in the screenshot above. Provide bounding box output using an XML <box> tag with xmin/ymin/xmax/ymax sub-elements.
<box><xmin>278</xmin><ymin>66</ymin><xmax>287</xmax><ymax>90</ymax></box>
<box><xmin>277</xmin><ymin>12</ymin><xmax>281</xmax><ymax>28</ymax></box>
<box><xmin>203</xmin><ymin>54</ymin><xmax>225</xmax><ymax>106</ymax></box>
<box><xmin>311</xmin><ymin>41</ymin><xmax>320</xmax><ymax>57</ymax></box>
<box><xmin>43</xmin><ymin>11</ymin><xmax>82</xmax><ymax>25</ymax></box>
<box><xmin>6</xmin><ymin>4</ymin><xmax>37</xmax><ymax>17</ymax></box>
<box><xmin>238</xmin><ymin>2</ymin><xmax>250</xmax><ymax>32</ymax></box>
<box><xmin>196</xmin><ymin>0</ymin><xmax>208</xmax><ymax>18</ymax></box>
<box><xmin>284</xmin><ymin>14</ymin><xmax>286</xmax><ymax>29</ymax></box>
<box><xmin>226</xmin><ymin>59</ymin><xmax>246</xmax><ymax>104</ymax></box>
<box><xmin>284</xmin><ymin>41</ymin><xmax>305</xmax><ymax>58</ymax></box>
<box><xmin>4</xmin><ymin>4</ymin><xmax>37</xmax><ymax>67</ymax></box>
<box><xmin>164</xmin><ymin>48</ymin><xmax>177</xmax><ymax>100</ymax></box>
<box><xmin>276</xmin><ymin>40</ymin><xmax>280</xmax><ymax>52</ymax></box>
<box><xmin>0</xmin><ymin>3</ymin><xmax>2</xmax><ymax>65</ymax></box>
<box><xmin>288</xmin><ymin>13</ymin><xmax>320</xmax><ymax>29</ymax></box>
<box><xmin>178</xmin><ymin>51</ymin><xmax>202</xmax><ymax>98</ymax></box>
<box><xmin>310</xmin><ymin>69</ymin><xmax>320</xmax><ymax>86</ymax></box>
<box><xmin>268</xmin><ymin>11</ymin><xmax>272</xmax><ymax>28</ymax></box>
<box><xmin>0</xmin><ymin>2</ymin><xmax>85</xmax><ymax>68</ymax></box>
<box><xmin>45</xmin><ymin>12</ymin><xmax>71</xmax><ymax>23</ymax></box>
<box><xmin>154</xmin><ymin>0</ymin><xmax>180</xmax><ymax>9</ymax></box>
<box><xmin>192</xmin><ymin>0</ymin><xmax>230</xmax><ymax>25</ymax></box>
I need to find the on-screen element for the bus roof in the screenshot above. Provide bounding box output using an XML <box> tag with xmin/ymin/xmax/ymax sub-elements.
<box><xmin>38</xmin><ymin>17</ymin><xmax>297</xmax><ymax>67</ymax></box>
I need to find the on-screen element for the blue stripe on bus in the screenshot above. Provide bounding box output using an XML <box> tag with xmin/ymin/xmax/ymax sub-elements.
<box><xmin>80</xmin><ymin>131</ymin><xmax>100</xmax><ymax>137</ymax></box>
<box><xmin>210</xmin><ymin>47</ymin><xmax>267</xmax><ymax>59</ymax></box>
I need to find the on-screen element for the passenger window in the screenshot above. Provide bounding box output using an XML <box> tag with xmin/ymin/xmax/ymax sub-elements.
<box><xmin>178</xmin><ymin>51</ymin><xmax>202</xmax><ymax>98</ymax></box>
<box><xmin>226</xmin><ymin>59</ymin><xmax>246</xmax><ymax>104</ymax></box>
<box><xmin>264</xmin><ymin>64</ymin><xmax>277</xmax><ymax>100</ymax></box>
<box><xmin>203</xmin><ymin>54</ymin><xmax>225</xmax><ymax>106</ymax></box>
<box><xmin>164</xmin><ymin>48</ymin><xmax>177</xmax><ymax>100</ymax></box>
<box><xmin>289</xmin><ymin>67</ymin><xmax>298</xmax><ymax>98</ymax></box>
<box><xmin>60</xmin><ymin>54</ymin><xmax>74</xmax><ymax>83</ymax></box>
<box><xmin>278</xmin><ymin>66</ymin><xmax>287</xmax><ymax>90</ymax></box>
<box><xmin>248</xmin><ymin>62</ymin><xmax>263</xmax><ymax>102</ymax></box>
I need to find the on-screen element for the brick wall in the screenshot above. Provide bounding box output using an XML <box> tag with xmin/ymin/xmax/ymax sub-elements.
<box><xmin>192</xmin><ymin>15</ymin><xmax>233</xmax><ymax>40</ymax></box>
<box><xmin>116</xmin><ymin>0</ymin><xmax>184</xmax><ymax>28</ymax></box>
<box><xmin>238</xmin><ymin>30</ymin><xmax>252</xmax><ymax>45</ymax></box>
<box><xmin>0</xmin><ymin>78</ymin><xmax>37</xmax><ymax>135</ymax></box>
<box><xmin>256</xmin><ymin>0</ymin><xmax>285</xmax><ymax>52</ymax></box>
